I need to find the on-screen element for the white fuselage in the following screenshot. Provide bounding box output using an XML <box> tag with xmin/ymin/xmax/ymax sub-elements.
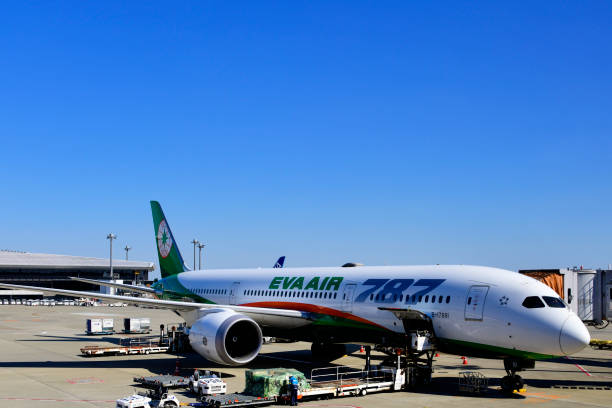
<box><xmin>171</xmin><ymin>265</ymin><xmax>590</xmax><ymax>359</ymax></box>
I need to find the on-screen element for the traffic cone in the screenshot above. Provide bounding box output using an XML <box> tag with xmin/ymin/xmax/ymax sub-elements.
<box><xmin>462</xmin><ymin>357</ymin><xmax>468</xmax><ymax>365</ymax></box>
<box><xmin>174</xmin><ymin>359</ymin><xmax>180</xmax><ymax>375</ymax></box>
<box><xmin>360</xmin><ymin>345</ymin><xmax>364</xmax><ymax>353</ymax></box>
<box><xmin>435</xmin><ymin>352</ymin><xmax>440</xmax><ymax>357</ymax></box>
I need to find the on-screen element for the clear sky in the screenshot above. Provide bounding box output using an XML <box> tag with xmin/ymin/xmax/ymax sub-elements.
<box><xmin>1</xmin><ymin>2</ymin><xmax>610</xmax><ymax>278</ymax></box>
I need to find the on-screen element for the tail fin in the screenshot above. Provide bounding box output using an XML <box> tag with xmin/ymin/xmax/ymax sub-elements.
<box><xmin>150</xmin><ymin>201</ymin><xmax>188</xmax><ymax>278</ymax></box>
<box><xmin>273</xmin><ymin>256</ymin><xmax>285</xmax><ymax>268</ymax></box>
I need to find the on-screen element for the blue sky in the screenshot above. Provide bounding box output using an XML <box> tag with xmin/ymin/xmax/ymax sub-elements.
<box><xmin>1</xmin><ymin>2</ymin><xmax>610</xmax><ymax>277</ymax></box>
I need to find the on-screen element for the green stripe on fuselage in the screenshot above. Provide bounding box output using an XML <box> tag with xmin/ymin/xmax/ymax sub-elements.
<box><xmin>438</xmin><ymin>338</ymin><xmax>557</xmax><ymax>360</ymax></box>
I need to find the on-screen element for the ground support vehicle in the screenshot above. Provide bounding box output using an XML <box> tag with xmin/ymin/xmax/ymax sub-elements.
<box><xmin>196</xmin><ymin>393</ymin><xmax>275</xmax><ymax>408</ymax></box>
<box><xmin>81</xmin><ymin>338</ymin><xmax>170</xmax><ymax>356</ymax></box>
<box><xmin>133</xmin><ymin>375</ymin><xmax>190</xmax><ymax>390</ymax></box>
<box><xmin>116</xmin><ymin>392</ymin><xmax>179</xmax><ymax>408</ymax></box>
<box><xmin>279</xmin><ymin>364</ymin><xmax>405</xmax><ymax>402</ymax></box>
<box><xmin>188</xmin><ymin>371</ymin><xmax>227</xmax><ymax>397</ymax></box>
<box><xmin>590</xmin><ymin>339</ymin><xmax>612</xmax><ymax>350</ymax></box>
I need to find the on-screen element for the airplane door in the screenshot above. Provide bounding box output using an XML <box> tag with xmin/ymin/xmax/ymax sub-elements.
<box><xmin>229</xmin><ymin>282</ymin><xmax>240</xmax><ymax>305</ymax></box>
<box><xmin>341</xmin><ymin>284</ymin><xmax>356</xmax><ymax>313</ymax></box>
<box><xmin>464</xmin><ymin>285</ymin><xmax>489</xmax><ymax>321</ymax></box>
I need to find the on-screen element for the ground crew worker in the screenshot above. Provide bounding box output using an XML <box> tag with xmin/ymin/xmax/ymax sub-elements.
<box><xmin>289</xmin><ymin>375</ymin><xmax>299</xmax><ymax>406</ymax></box>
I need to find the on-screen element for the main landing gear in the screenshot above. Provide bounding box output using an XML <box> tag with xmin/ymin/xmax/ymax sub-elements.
<box><xmin>500</xmin><ymin>358</ymin><xmax>533</xmax><ymax>394</ymax></box>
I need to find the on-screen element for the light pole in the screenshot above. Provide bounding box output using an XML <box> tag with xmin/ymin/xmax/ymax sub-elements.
<box><xmin>106</xmin><ymin>233</ymin><xmax>117</xmax><ymax>280</ymax></box>
<box><xmin>124</xmin><ymin>245</ymin><xmax>131</xmax><ymax>260</ymax></box>
<box><xmin>190</xmin><ymin>239</ymin><xmax>199</xmax><ymax>270</ymax></box>
<box><xmin>198</xmin><ymin>243</ymin><xmax>206</xmax><ymax>269</ymax></box>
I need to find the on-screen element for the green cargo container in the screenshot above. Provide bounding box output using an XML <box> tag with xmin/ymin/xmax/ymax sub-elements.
<box><xmin>244</xmin><ymin>368</ymin><xmax>310</xmax><ymax>397</ymax></box>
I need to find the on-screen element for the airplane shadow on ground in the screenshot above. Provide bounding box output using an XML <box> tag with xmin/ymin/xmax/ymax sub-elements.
<box><xmin>549</xmin><ymin>356</ymin><xmax>612</xmax><ymax>369</ymax></box>
<box><xmin>18</xmin><ymin>334</ymin><xmax>123</xmax><ymax>343</ymax></box>
<box><xmin>0</xmin><ymin>355</ymin><xmax>235</xmax><ymax>379</ymax></box>
<box><xmin>422</xmin><ymin>377</ymin><xmax>526</xmax><ymax>399</ymax></box>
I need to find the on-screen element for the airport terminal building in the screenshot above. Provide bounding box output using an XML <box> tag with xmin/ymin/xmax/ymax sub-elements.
<box><xmin>0</xmin><ymin>250</ymin><xmax>154</xmax><ymax>293</ymax></box>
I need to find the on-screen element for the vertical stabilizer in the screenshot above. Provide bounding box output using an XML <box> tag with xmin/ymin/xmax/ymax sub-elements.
<box><xmin>150</xmin><ymin>201</ymin><xmax>188</xmax><ymax>278</ymax></box>
<box><xmin>273</xmin><ymin>256</ymin><xmax>286</xmax><ymax>268</ymax></box>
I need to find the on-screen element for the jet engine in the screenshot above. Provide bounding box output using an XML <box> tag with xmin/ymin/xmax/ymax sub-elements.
<box><xmin>188</xmin><ymin>309</ymin><xmax>263</xmax><ymax>366</ymax></box>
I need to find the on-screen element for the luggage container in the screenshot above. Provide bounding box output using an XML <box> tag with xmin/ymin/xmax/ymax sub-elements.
<box><xmin>86</xmin><ymin>318</ymin><xmax>115</xmax><ymax>335</ymax></box>
<box><xmin>124</xmin><ymin>318</ymin><xmax>152</xmax><ymax>334</ymax></box>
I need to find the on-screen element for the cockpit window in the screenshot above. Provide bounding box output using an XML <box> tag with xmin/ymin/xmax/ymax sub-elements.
<box><xmin>522</xmin><ymin>296</ymin><xmax>545</xmax><ymax>308</ymax></box>
<box><xmin>543</xmin><ymin>296</ymin><xmax>566</xmax><ymax>308</ymax></box>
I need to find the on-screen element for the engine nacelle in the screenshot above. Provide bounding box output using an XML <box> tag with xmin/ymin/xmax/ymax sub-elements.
<box><xmin>188</xmin><ymin>309</ymin><xmax>263</xmax><ymax>366</ymax></box>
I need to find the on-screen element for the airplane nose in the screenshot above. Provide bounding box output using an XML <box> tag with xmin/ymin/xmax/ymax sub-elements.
<box><xmin>559</xmin><ymin>314</ymin><xmax>590</xmax><ymax>355</ymax></box>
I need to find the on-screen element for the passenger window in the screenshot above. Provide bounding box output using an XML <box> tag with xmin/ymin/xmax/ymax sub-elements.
<box><xmin>543</xmin><ymin>296</ymin><xmax>566</xmax><ymax>308</ymax></box>
<box><xmin>399</xmin><ymin>295</ymin><xmax>403</xmax><ymax>302</ymax></box>
<box><xmin>467</xmin><ymin>297</ymin><xmax>472</xmax><ymax>305</ymax></box>
<box><xmin>446</xmin><ymin>296</ymin><xmax>450</xmax><ymax>303</ymax></box>
<box><xmin>439</xmin><ymin>296</ymin><xmax>443</xmax><ymax>303</ymax></box>
<box><xmin>370</xmin><ymin>294</ymin><xmax>373</xmax><ymax>301</ymax></box>
<box><xmin>393</xmin><ymin>294</ymin><xmax>397</xmax><ymax>302</ymax></box>
<box><xmin>334</xmin><ymin>293</ymin><xmax>337</xmax><ymax>299</ymax></box>
<box><xmin>522</xmin><ymin>296</ymin><xmax>545</xmax><ymax>308</ymax></box>
<box><xmin>431</xmin><ymin>296</ymin><xmax>436</xmax><ymax>303</ymax></box>
<box><xmin>418</xmin><ymin>295</ymin><xmax>422</xmax><ymax>302</ymax></box>
<box><xmin>425</xmin><ymin>295</ymin><xmax>429</xmax><ymax>303</ymax></box>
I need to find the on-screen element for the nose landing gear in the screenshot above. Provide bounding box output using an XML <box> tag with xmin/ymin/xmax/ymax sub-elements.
<box><xmin>500</xmin><ymin>358</ymin><xmax>533</xmax><ymax>394</ymax></box>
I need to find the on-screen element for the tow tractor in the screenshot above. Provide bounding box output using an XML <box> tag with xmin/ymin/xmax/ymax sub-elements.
<box><xmin>115</xmin><ymin>391</ymin><xmax>179</xmax><ymax>408</ymax></box>
<box><xmin>188</xmin><ymin>370</ymin><xmax>227</xmax><ymax>397</ymax></box>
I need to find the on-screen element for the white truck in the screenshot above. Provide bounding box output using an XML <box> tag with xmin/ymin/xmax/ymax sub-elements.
<box><xmin>188</xmin><ymin>370</ymin><xmax>227</xmax><ymax>397</ymax></box>
<box><xmin>115</xmin><ymin>393</ymin><xmax>179</xmax><ymax>408</ymax></box>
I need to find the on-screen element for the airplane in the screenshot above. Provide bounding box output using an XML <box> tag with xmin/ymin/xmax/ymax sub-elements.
<box><xmin>273</xmin><ymin>256</ymin><xmax>285</xmax><ymax>268</ymax></box>
<box><xmin>0</xmin><ymin>201</ymin><xmax>591</xmax><ymax>394</ymax></box>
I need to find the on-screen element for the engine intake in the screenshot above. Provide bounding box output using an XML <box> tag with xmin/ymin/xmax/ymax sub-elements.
<box><xmin>188</xmin><ymin>309</ymin><xmax>262</xmax><ymax>365</ymax></box>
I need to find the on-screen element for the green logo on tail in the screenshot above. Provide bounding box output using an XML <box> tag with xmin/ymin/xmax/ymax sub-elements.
<box><xmin>157</xmin><ymin>220</ymin><xmax>172</xmax><ymax>258</ymax></box>
<box><xmin>151</xmin><ymin>201</ymin><xmax>188</xmax><ymax>278</ymax></box>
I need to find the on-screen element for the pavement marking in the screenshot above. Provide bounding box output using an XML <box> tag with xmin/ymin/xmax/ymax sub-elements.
<box><xmin>301</xmin><ymin>405</ymin><xmax>362</xmax><ymax>408</ymax></box>
<box><xmin>67</xmin><ymin>377</ymin><xmax>104</xmax><ymax>384</ymax></box>
<box><xmin>564</xmin><ymin>356</ymin><xmax>593</xmax><ymax>376</ymax></box>
<box><xmin>258</xmin><ymin>354</ymin><xmax>314</xmax><ymax>365</ymax></box>
<box><xmin>1</xmin><ymin>397</ymin><xmax>116</xmax><ymax>403</ymax></box>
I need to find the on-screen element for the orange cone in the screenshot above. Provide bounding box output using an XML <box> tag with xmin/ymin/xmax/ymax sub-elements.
<box><xmin>435</xmin><ymin>352</ymin><xmax>440</xmax><ymax>357</ymax></box>
<box><xmin>462</xmin><ymin>357</ymin><xmax>468</xmax><ymax>365</ymax></box>
<box><xmin>360</xmin><ymin>345</ymin><xmax>364</xmax><ymax>353</ymax></box>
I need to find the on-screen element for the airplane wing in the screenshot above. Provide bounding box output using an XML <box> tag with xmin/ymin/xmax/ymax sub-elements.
<box><xmin>0</xmin><ymin>282</ymin><xmax>310</xmax><ymax>322</ymax></box>
<box><xmin>68</xmin><ymin>277</ymin><xmax>156</xmax><ymax>295</ymax></box>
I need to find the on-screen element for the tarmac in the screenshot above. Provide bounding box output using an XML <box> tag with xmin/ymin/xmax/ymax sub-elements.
<box><xmin>0</xmin><ymin>305</ymin><xmax>611</xmax><ymax>408</ymax></box>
